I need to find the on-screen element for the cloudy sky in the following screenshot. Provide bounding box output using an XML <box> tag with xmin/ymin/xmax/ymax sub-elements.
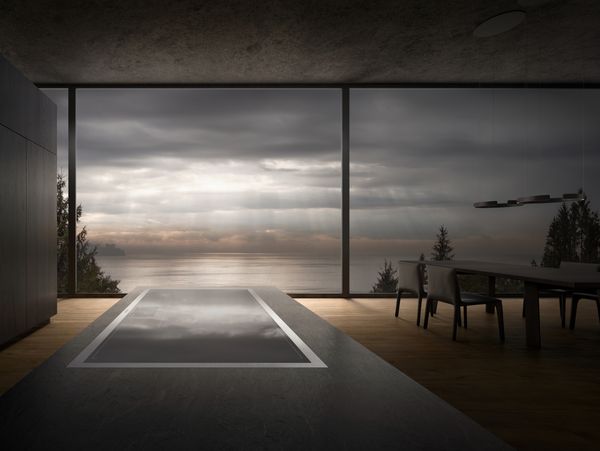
<box><xmin>44</xmin><ymin>88</ymin><xmax>600</xmax><ymax>264</ymax></box>
<box><xmin>350</xmin><ymin>88</ymin><xmax>600</xmax><ymax>262</ymax></box>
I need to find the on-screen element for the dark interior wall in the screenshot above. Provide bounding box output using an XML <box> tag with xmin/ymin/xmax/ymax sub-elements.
<box><xmin>0</xmin><ymin>54</ymin><xmax>56</xmax><ymax>345</ymax></box>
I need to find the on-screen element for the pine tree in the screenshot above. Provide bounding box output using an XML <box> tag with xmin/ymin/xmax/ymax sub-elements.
<box><xmin>57</xmin><ymin>173</ymin><xmax>69</xmax><ymax>293</ymax></box>
<box><xmin>541</xmin><ymin>203</ymin><xmax>577</xmax><ymax>267</ymax></box>
<box><xmin>541</xmin><ymin>192</ymin><xmax>600</xmax><ymax>267</ymax></box>
<box><xmin>431</xmin><ymin>225</ymin><xmax>454</xmax><ymax>261</ymax></box>
<box><xmin>372</xmin><ymin>259</ymin><xmax>398</xmax><ymax>293</ymax></box>
<box><xmin>572</xmin><ymin>195</ymin><xmax>600</xmax><ymax>263</ymax></box>
<box><xmin>56</xmin><ymin>174</ymin><xmax>121</xmax><ymax>293</ymax></box>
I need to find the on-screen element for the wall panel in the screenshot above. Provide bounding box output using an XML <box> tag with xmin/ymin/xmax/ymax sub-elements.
<box><xmin>0</xmin><ymin>128</ymin><xmax>28</xmax><ymax>344</ymax></box>
<box><xmin>27</xmin><ymin>142</ymin><xmax>57</xmax><ymax>326</ymax></box>
<box><xmin>0</xmin><ymin>55</ymin><xmax>56</xmax><ymax>345</ymax></box>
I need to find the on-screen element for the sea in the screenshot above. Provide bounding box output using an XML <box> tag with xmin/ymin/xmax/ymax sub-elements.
<box><xmin>95</xmin><ymin>253</ymin><xmax>391</xmax><ymax>294</ymax></box>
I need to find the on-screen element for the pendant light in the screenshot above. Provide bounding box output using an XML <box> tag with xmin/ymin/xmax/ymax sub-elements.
<box><xmin>474</xmin><ymin>7</ymin><xmax>584</xmax><ymax>209</ymax></box>
<box><xmin>474</xmin><ymin>200</ymin><xmax>523</xmax><ymax>208</ymax></box>
<box><xmin>562</xmin><ymin>192</ymin><xmax>586</xmax><ymax>202</ymax></box>
<box><xmin>474</xmin><ymin>201</ymin><xmax>506</xmax><ymax>208</ymax></box>
<box><xmin>517</xmin><ymin>13</ymin><xmax>562</xmax><ymax>206</ymax></box>
<box><xmin>518</xmin><ymin>89</ymin><xmax>588</xmax><ymax>205</ymax></box>
<box><xmin>516</xmin><ymin>11</ymin><xmax>587</xmax><ymax>206</ymax></box>
<box><xmin>473</xmin><ymin>11</ymin><xmax>525</xmax><ymax>210</ymax></box>
<box><xmin>560</xmin><ymin>85</ymin><xmax>588</xmax><ymax>204</ymax></box>
<box><xmin>516</xmin><ymin>194</ymin><xmax>562</xmax><ymax>204</ymax></box>
<box><xmin>472</xmin><ymin>83</ymin><xmax>522</xmax><ymax>209</ymax></box>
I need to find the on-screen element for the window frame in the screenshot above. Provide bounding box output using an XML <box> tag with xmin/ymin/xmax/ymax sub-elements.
<box><xmin>38</xmin><ymin>83</ymin><xmax>596</xmax><ymax>298</ymax></box>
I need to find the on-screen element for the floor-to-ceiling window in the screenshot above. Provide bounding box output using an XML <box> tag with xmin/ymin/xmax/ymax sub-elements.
<box><xmin>350</xmin><ymin>89</ymin><xmax>600</xmax><ymax>294</ymax></box>
<box><xmin>75</xmin><ymin>89</ymin><xmax>341</xmax><ymax>293</ymax></box>
<box><xmin>40</xmin><ymin>88</ymin><xmax>69</xmax><ymax>294</ymax></box>
<box><xmin>40</xmin><ymin>86</ymin><xmax>600</xmax><ymax>296</ymax></box>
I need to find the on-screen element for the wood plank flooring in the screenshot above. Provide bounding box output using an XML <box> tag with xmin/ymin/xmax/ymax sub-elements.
<box><xmin>0</xmin><ymin>298</ymin><xmax>118</xmax><ymax>395</ymax></box>
<box><xmin>299</xmin><ymin>297</ymin><xmax>600</xmax><ymax>451</ymax></box>
<box><xmin>1</xmin><ymin>296</ymin><xmax>599</xmax><ymax>450</ymax></box>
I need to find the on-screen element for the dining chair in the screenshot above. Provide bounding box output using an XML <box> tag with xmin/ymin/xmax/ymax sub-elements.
<box><xmin>569</xmin><ymin>291</ymin><xmax>600</xmax><ymax>329</ymax></box>
<box><xmin>395</xmin><ymin>262</ymin><xmax>427</xmax><ymax>325</ymax></box>
<box><xmin>522</xmin><ymin>261</ymin><xmax>600</xmax><ymax>328</ymax></box>
<box><xmin>424</xmin><ymin>265</ymin><xmax>504</xmax><ymax>342</ymax></box>
<box><xmin>562</xmin><ymin>263</ymin><xmax>600</xmax><ymax>330</ymax></box>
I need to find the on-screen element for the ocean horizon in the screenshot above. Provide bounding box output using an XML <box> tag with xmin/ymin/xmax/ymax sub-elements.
<box><xmin>95</xmin><ymin>252</ymin><xmax>537</xmax><ymax>294</ymax></box>
<box><xmin>95</xmin><ymin>253</ymin><xmax>400</xmax><ymax>294</ymax></box>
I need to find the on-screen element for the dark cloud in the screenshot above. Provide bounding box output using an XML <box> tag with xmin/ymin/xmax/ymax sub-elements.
<box><xmin>350</xmin><ymin>89</ymin><xmax>600</xmax><ymax>167</ymax></box>
<box><xmin>75</xmin><ymin>89</ymin><xmax>341</xmax><ymax>165</ymax></box>
<box><xmin>42</xmin><ymin>87</ymin><xmax>600</xmax><ymax>262</ymax></box>
<box><xmin>79</xmin><ymin>190</ymin><xmax>342</xmax><ymax>214</ymax></box>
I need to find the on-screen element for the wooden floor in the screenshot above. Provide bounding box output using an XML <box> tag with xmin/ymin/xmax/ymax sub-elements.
<box><xmin>299</xmin><ymin>297</ymin><xmax>600</xmax><ymax>451</ymax></box>
<box><xmin>0</xmin><ymin>298</ymin><xmax>119</xmax><ymax>396</ymax></box>
<box><xmin>1</xmin><ymin>296</ymin><xmax>599</xmax><ymax>450</ymax></box>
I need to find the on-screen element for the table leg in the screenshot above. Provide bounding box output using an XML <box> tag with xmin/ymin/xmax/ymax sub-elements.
<box><xmin>486</xmin><ymin>276</ymin><xmax>496</xmax><ymax>314</ymax></box>
<box><xmin>524</xmin><ymin>282</ymin><xmax>541</xmax><ymax>348</ymax></box>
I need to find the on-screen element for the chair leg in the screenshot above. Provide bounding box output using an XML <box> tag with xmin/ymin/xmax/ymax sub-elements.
<box><xmin>596</xmin><ymin>299</ymin><xmax>600</xmax><ymax>323</ymax></box>
<box><xmin>457</xmin><ymin>305</ymin><xmax>462</xmax><ymax>327</ymax></box>
<box><xmin>395</xmin><ymin>291</ymin><xmax>402</xmax><ymax>317</ymax></box>
<box><xmin>559</xmin><ymin>294</ymin><xmax>566</xmax><ymax>328</ymax></box>
<box><xmin>522</xmin><ymin>299</ymin><xmax>526</xmax><ymax>318</ymax></box>
<box><xmin>570</xmin><ymin>296</ymin><xmax>580</xmax><ymax>330</ymax></box>
<box><xmin>452</xmin><ymin>305</ymin><xmax>460</xmax><ymax>341</ymax></box>
<box><xmin>463</xmin><ymin>306</ymin><xmax>468</xmax><ymax>329</ymax></box>
<box><xmin>431</xmin><ymin>300</ymin><xmax>438</xmax><ymax>315</ymax></box>
<box><xmin>416</xmin><ymin>294</ymin><xmax>422</xmax><ymax>326</ymax></box>
<box><xmin>496</xmin><ymin>302</ymin><xmax>505</xmax><ymax>342</ymax></box>
<box><xmin>423</xmin><ymin>299</ymin><xmax>431</xmax><ymax>329</ymax></box>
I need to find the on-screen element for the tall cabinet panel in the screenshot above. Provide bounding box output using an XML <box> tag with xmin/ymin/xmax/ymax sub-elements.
<box><xmin>0</xmin><ymin>129</ymin><xmax>28</xmax><ymax>344</ymax></box>
<box><xmin>27</xmin><ymin>142</ymin><xmax>57</xmax><ymax>326</ymax></box>
<box><xmin>0</xmin><ymin>55</ymin><xmax>57</xmax><ymax>346</ymax></box>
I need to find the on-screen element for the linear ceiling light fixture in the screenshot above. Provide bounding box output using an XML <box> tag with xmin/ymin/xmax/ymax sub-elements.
<box><xmin>562</xmin><ymin>192</ymin><xmax>587</xmax><ymax>202</ymax></box>
<box><xmin>473</xmin><ymin>8</ymin><xmax>585</xmax><ymax>210</ymax></box>
<box><xmin>473</xmin><ymin>200</ymin><xmax>524</xmax><ymax>209</ymax></box>
<box><xmin>516</xmin><ymin>194</ymin><xmax>562</xmax><ymax>204</ymax></box>
<box><xmin>474</xmin><ymin>194</ymin><xmax>585</xmax><ymax>208</ymax></box>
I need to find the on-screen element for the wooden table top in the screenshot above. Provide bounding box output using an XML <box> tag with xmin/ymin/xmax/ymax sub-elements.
<box><xmin>420</xmin><ymin>260</ymin><xmax>600</xmax><ymax>290</ymax></box>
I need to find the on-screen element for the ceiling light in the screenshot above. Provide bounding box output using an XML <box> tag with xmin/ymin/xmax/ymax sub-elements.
<box><xmin>516</xmin><ymin>194</ymin><xmax>563</xmax><ymax>204</ymax></box>
<box><xmin>562</xmin><ymin>192</ymin><xmax>587</xmax><ymax>202</ymax></box>
<box><xmin>474</xmin><ymin>201</ymin><xmax>505</xmax><ymax>208</ymax></box>
<box><xmin>473</xmin><ymin>199</ymin><xmax>524</xmax><ymax>209</ymax></box>
<box><xmin>506</xmin><ymin>200</ymin><xmax>523</xmax><ymax>207</ymax></box>
<box><xmin>473</xmin><ymin>11</ymin><xmax>526</xmax><ymax>38</ymax></box>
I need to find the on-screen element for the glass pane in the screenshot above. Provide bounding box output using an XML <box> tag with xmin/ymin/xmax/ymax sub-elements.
<box><xmin>41</xmin><ymin>88</ymin><xmax>69</xmax><ymax>294</ymax></box>
<box><xmin>76</xmin><ymin>89</ymin><xmax>341</xmax><ymax>294</ymax></box>
<box><xmin>350</xmin><ymin>89</ymin><xmax>600</xmax><ymax>294</ymax></box>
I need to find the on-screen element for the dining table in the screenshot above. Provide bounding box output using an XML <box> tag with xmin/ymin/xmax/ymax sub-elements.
<box><xmin>424</xmin><ymin>260</ymin><xmax>600</xmax><ymax>348</ymax></box>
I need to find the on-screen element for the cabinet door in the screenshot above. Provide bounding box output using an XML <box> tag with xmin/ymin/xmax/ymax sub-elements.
<box><xmin>0</xmin><ymin>128</ymin><xmax>28</xmax><ymax>344</ymax></box>
<box><xmin>0</xmin><ymin>55</ymin><xmax>57</xmax><ymax>153</ymax></box>
<box><xmin>26</xmin><ymin>142</ymin><xmax>57</xmax><ymax>328</ymax></box>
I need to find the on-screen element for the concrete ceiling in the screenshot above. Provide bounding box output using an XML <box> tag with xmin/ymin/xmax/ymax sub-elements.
<box><xmin>0</xmin><ymin>0</ymin><xmax>598</xmax><ymax>84</ymax></box>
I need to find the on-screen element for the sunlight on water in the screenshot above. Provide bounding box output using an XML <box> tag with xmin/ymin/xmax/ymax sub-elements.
<box><xmin>96</xmin><ymin>253</ymin><xmax>536</xmax><ymax>294</ymax></box>
<box><xmin>96</xmin><ymin>254</ymin><xmax>349</xmax><ymax>293</ymax></box>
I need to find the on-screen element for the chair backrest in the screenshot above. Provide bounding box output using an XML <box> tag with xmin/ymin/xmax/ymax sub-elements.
<box><xmin>560</xmin><ymin>261</ymin><xmax>600</xmax><ymax>272</ymax></box>
<box><xmin>426</xmin><ymin>265</ymin><xmax>459</xmax><ymax>304</ymax></box>
<box><xmin>397</xmin><ymin>262</ymin><xmax>424</xmax><ymax>295</ymax></box>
